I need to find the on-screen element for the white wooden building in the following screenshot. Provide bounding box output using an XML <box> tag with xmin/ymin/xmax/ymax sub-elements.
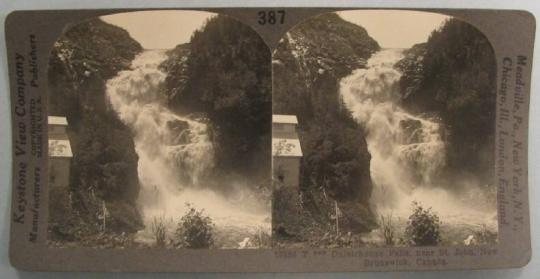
<box><xmin>272</xmin><ymin>114</ymin><xmax>303</xmax><ymax>188</ymax></box>
<box><xmin>48</xmin><ymin>116</ymin><xmax>69</xmax><ymax>139</ymax></box>
<box><xmin>48</xmin><ymin>116</ymin><xmax>72</xmax><ymax>189</ymax></box>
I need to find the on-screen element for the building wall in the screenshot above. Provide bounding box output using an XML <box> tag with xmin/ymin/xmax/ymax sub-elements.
<box><xmin>48</xmin><ymin>157</ymin><xmax>71</xmax><ymax>226</ymax></box>
<box><xmin>49</xmin><ymin>125</ymin><xmax>67</xmax><ymax>140</ymax></box>
<box><xmin>272</xmin><ymin>123</ymin><xmax>297</xmax><ymax>139</ymax></box>
<box><xmin>49</xmin><ymin>157</ymin><xmax>70</xmax><ymax>189</ymax></box>
<box><xmin>273</xmin><ymin>157</ymin><xmax>301</xmax><ymax>188</ymax></box>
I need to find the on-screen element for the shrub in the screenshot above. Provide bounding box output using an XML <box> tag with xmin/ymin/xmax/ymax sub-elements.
<box><xmin>405</xmin><ymin>202</ymin><xmax>441</xmax><ymax>246</ymax></box>
<box><xmin>380</xmin><ymin>212</ymin><xmax>395</xmax><ymax>246</ymax></box>
<box><xmin>174</xmin><ymin>204</ymin><xmax>214</xmax><ymax>249</ymax></box>
<box><xmin>151</xmin><ymin>216</ymin><xmax>167</xmax><ymax>248</ymax></box>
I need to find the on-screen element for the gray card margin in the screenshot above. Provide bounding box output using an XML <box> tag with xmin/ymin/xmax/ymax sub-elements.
<box><xmin>4</xmin><ymin>7</ymin><xmax>535</xmax><ymax>272</ymax></box>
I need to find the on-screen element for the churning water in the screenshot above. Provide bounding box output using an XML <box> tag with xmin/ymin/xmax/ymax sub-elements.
<box><xmin>339</xmin><ymin>49</ymin><xmax>497</xmax><ymax>231</ymax></box>
<box><xmin>106</xmin><ymin>50</ymin><xmax>270</xmax><ymax>247</ymax></box>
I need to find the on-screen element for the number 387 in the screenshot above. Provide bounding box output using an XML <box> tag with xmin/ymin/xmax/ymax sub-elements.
<box><xmin>257</xmin><ymin>10</ymin><xmax>286</xmax><ymax>25</ymax></box>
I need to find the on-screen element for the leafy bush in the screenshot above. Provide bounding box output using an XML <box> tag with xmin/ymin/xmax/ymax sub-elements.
<box><xmin>405</xmin><ymin>202</ymin><xmax>441</xmax><ymax>246</ymax></box>
<box><xmin>174</xmin><ymin>204</ymin><xmax>214</xmax><ymax>249</ymax></box>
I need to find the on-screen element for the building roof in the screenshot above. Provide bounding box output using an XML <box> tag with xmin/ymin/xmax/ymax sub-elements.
<box><xmin>272</xmin><ymin>138</ymin><xmax>303</xmax><ymax>157</ymax></box>
<box><xmin>272</xmin><ymin>114</ymin><xmax>298</xmax><ymax>125</ymax></box>
<box><xmin>48</xmin><ymin>116</ymin><xmax>68</xmax><ymax>126</ymax></box>
<box><xmin>49</xmin><ymin>139</ymin><xmax>73</xmax><ymax>158</ymax></box>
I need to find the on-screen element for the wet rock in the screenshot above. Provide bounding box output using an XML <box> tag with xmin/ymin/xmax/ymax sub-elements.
<box><xmin>399</xmin><ymin>118</ymin><xmax>423</xmax><ymax>143</ymax></box>
<box><xmin>166</xmin><ymin>119</ymin><xmax>191</xmax><ymax>144</ymax></box>
<box><xmin>167</xmin><ymin>119</ymin><xmax>189</xmax><ymax>131</ymax></box>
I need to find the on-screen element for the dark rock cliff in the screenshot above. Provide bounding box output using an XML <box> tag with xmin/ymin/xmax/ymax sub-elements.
<box><xmin>396</xmin><ymin>18</ymin><xmax>497</xmax><ymax>182</ymax></box>
<box><xmin>272</xmin><ymin>13</ymin><xmax>381</xmax><ymax>237</ymax></box>
<box><xmin>160</xmin><ymin>15</ymin><xmax>272</xmax><ymax>187</ymax></box>
<box><xmin>48</xmin><ymin>18</ymin><xmax>144</xmax><ymax>241</ymax></box>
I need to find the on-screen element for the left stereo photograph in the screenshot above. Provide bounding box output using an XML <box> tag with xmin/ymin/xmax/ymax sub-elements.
<box><xmin>46</xmin><ymin>10</ymin><xmax>272</xmax><ymax>249</ymax></box>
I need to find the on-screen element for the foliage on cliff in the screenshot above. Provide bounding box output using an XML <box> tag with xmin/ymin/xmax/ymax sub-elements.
<box><xmin>273</xmin><ymin>13</ymin><xmax>380</xmax><ymax>235</ymax></box>
<box><xmin>394</xmin><ymin>43</ymin><xmax>427</xmax><ymax>101</ymax></box>
<box><xmin>48</xmin><ymin>18</ymin><xmax>144</xmax><ymax>241</ymax></box>
<box><xmin>160</xmin><ymin>43</ymin><xmax>190</xmax><ymax>103</ymax></box>
<box><xmin>49</xmin><ymin>18</ymin><xmax>142</xmax><ymax>118</ymax></box>
<box><xmin>273</xmin><ymin>13</ymin><xmax>380</xmax><ymax>120</ymax></box>
<box><xmin>396</xmin><ymin>19</ymin><xmax>496</xmax><ymax>179</ymax></box>
<box><xmin>162</xmin><ymin>15</ymin><xmax>272</xmax><ymax>182</ymax></box>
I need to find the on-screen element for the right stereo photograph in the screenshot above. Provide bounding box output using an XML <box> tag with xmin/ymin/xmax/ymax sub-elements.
<box><xmin>271</xmin><ymin>9</ymin><xmax>498</xmax><ymax>248</ymax></box>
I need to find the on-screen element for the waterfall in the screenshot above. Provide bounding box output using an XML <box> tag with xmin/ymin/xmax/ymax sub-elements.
<box><xmin>339</xmin><ymin>49</ymin><xmax>496</xmax><ymax>226</ymax></box>
<box><xmin>106</xmin><ymin>51</ymin><xmax>214</xmax><ymax>189</ymax></box>
<box><xmin>105</xmin><ymin>50</ymin><xmax>269</xmax><ymax>246</ymax></box>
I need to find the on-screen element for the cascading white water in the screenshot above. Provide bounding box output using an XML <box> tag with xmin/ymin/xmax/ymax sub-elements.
<box><xmin>107</xmin><ymin>51</ymin><xmax>214</xmax><ymax>190</ymax></box>
<box><xmin>105</xmin><ymin>50</ymin><xmax>270</xmax><ymax>246</ymax></box>
<box><xmin>340</xmin><ymin>49</ymin><xmax>496</xmax><ymax>228</ymax></box>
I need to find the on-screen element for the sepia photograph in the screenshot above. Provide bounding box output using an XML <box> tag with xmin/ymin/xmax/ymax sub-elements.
<box><xmin>272</xmin><ymin>10</ymin><xmax>498</xmax><ymax>248</ymax></box>
<box><xmin>47</xmin><ymin>10</ymin><xmax>272</xmax><ymax>249</ymax></box>
<box><xmin>4</xmin><ymin>5</ymin><xmax>536</xmax><ymax>272</ymax></box>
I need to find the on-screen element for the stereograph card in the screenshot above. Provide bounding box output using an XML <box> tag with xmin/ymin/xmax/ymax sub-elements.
<box><xmin>4</xmin><ymin>7</ymin><xmax>535</xmax><ymax>272</ymax></box>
